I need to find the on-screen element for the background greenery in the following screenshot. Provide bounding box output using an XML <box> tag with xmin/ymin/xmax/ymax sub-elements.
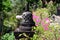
<box><xmin>1</xmin><ymin>0</ymin><xmax>60</xmax><ymax>40</ymax></box>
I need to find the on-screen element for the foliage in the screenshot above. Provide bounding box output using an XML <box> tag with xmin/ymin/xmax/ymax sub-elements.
<box><xmin>31</xmin><ymin>21</ymin><xmax>60</xmax><ymax>40</ymax></box>
<box><xmin>1</xmin><ymin>0</ymin><xmax>60</xmax><ymax>40</ymax></box>
<box><xmin>25</xmin><ymin>0</ymin><xmax>43</xmax><ymax>11</ymax></box>
<box><xmin>2</xmin><ymin>0</ymin><xmax>43</xmax><ymax>33</ymax></box>
<box><xmin>36</xmin><ymin>8</ymin><xmax>51</xmax><ymax>18</ymax></box>
<box><xmin>32</xmin><ymin>8</ymin><xmax>51</xmax><ymax>26</ymax></box>
<box><xmin>32</xmin><ymin>2</ymin><xmax>60</xmax><ymax>39</ymax></box>
<box><xmin>3</xmin><ymin>12</ymin><xmax>18</xmax><ymax>30</ymax></box>
<box><xmin>2</xmin><ymin>0</ymin><xmax>13</xmax><ymax>12</ymax></box>
<box><xmin>1</xmin><ymin>32</ymin><xmax>15</xmax><ymax>40</ymax></box>
<box><xmin>37</xmin><ymin>0</ymin><xmax>42</xmax><ymax>8</ymax></box>
<box><xmin>46</xmin><ymin>1</ymin><xmax>57</xmax><ymax>15</ymax></box>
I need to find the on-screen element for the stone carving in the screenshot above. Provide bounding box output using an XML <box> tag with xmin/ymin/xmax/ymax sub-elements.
<box><xmin>14</xmin><ymin>11</ymin><xmax>35</xmax><ymax>39</ymax></box>
<box><xmin>51</xmin><ymin>14</ymin><xmax>60</xmax><ymax>23</ymax></box>
<box><xmin>15</xmin><ymin>11</ymin><xmax>35</xmax><ymax>32</ymax></box>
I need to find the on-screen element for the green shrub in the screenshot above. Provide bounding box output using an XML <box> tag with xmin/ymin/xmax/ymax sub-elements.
<box><xmin>46</xmin><ymin>1</ymin><xmax>57</xmax><ymax>15</ymax></box>
<box><xmin>1</xmin><ymin>32</ymin><xmax>15</xmax><ymax>40</ymax></box>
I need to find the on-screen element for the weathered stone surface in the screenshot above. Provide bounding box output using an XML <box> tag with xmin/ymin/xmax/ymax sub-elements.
<box><xmin>14</xmin><ymin>11</ymin><xmax>35</xmax><ymax>39</ymax></box>
<box><xmin>51</xmin><ymin>14</ymin><xmax>60</xmax><ymax>24</ymax></box>
<box><xmin>15</xmin><ymin>11</ymin><xmax>35</xmax><ymax>32</ymax></box>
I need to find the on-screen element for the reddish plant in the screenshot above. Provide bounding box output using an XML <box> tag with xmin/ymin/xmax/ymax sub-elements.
<box><xmin>41</xmin><ymin>18</ymin><xmax>50</xmax><ymax>31</ymax></box>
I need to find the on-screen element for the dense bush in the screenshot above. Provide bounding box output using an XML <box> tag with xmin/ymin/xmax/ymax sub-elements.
<box><xmin>1</xmin><ymin>0</ymin><xmax>60</xmax><ymax>40</ymax></box>
<box><xmin>46</xmin><ymin>1</ymin><xmax>57</xmax><ymax>15</ymax></box>
<box><xmin>1</xmin><ymin>32</ymin><xmax>15</xmax><ymax>40</ymax></box>
<box><xmin>31</xmin><ymin>22</ymin><xmax>60</xmax><ymax>40</ymax></box>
